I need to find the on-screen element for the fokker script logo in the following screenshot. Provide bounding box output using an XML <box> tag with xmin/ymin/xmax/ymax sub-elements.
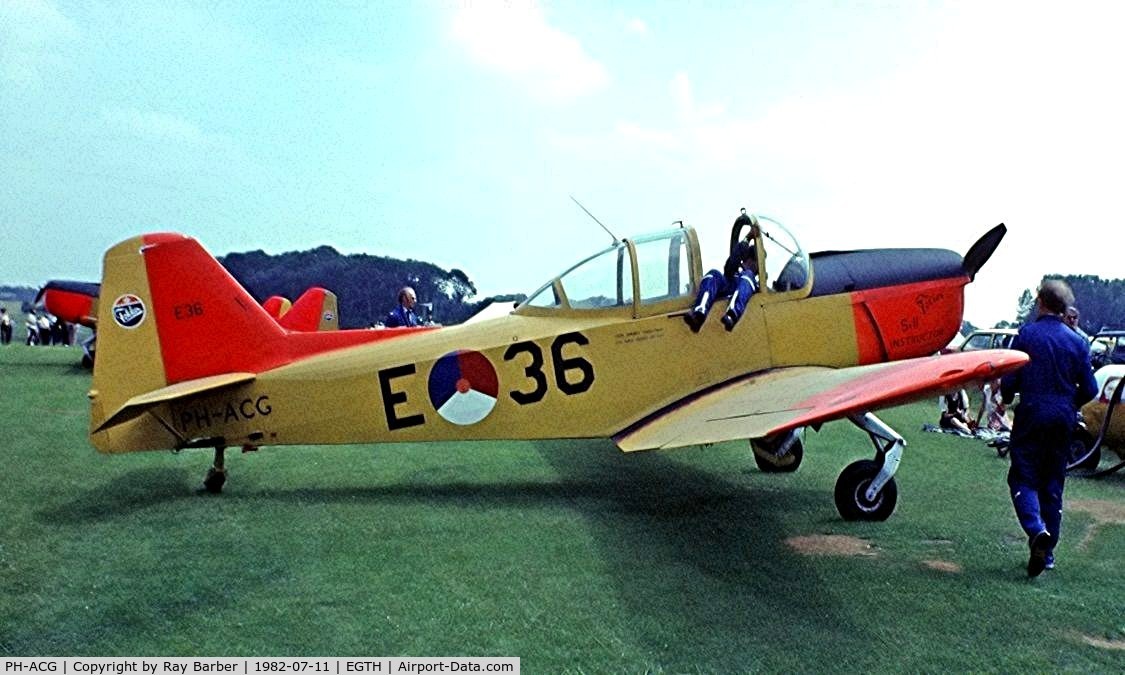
<box><xmin>112</xmin><ymin>294</ymin><xmax>146</xmax><ymax>329</ymax></box>
<box><xmin>914</xmin><ymin>291</ymin><xmax>944</xmax><ymax>315</ymax></box>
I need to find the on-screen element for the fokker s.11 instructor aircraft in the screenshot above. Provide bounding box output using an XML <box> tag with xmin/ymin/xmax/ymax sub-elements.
<box><xmin>88</xmin><ymin>210</ymin><xmax>1026</xmax><ymax>521</ymax></box>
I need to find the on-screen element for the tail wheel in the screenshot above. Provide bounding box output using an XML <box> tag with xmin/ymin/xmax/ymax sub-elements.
<box><xmin>834</xmin><ymin>459</ymin><xmax>897</xmax><ymax>521</ymax></box>
<box><xmin>751</xmin><ymin>436</ymin><xmax>804</xmax><ymax>473</ymax></box>
<box><xmin>203</xmin><ymin>468</ymin><xmax>226</xmax><ymax>494</ymax></box>
<box><xmin>203</xmin><ymin>447</ymin><xmax>227</xmax><ymax>494</ymax></box>
<box><xmin>1066</xmin><ymin>430</ymin><xmax>1100</xmax><ymax>471</ymax></box>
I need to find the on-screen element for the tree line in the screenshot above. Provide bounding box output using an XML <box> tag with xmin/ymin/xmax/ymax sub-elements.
<box><xmin>220</xmin><ymin>246</ymin><xmax>523</xmax><ymax>328</ymax></box>
<box><xmin>0</xmin><ymin>286</ymin><xmax>38</xmax><ymax>311</ymax></box>
<box><xmin>998</xmin><ymin>274</ymin><xmax>1125</xmax><ymax>334</ymax></box>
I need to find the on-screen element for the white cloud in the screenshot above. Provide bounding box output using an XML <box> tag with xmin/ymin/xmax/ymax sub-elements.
<box><xmin>450</xmin><ymin>0</ymin><xmax>609</xmax><ymax>101</ymax></box>
<box><xmin>625</xmin><ymin>17</ymin><xmax>649</xmax><ymax>36</ymax></box>
<box><xmin>0</xmin><ymin>0</ymin><xmax>78</xmax><ymax>85</ymax></box>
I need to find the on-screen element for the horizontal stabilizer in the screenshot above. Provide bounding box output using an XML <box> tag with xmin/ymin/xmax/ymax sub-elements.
<box><xmin>92</xmin><ymin>372</ymin><xmax>256</xmax><ymax>433</ymax></box>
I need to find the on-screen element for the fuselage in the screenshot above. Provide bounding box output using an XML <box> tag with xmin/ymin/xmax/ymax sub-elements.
<box><xmin>91</xmin><ymin>264</ymin><xmax>966</xmax><ymax>453</ymax></box>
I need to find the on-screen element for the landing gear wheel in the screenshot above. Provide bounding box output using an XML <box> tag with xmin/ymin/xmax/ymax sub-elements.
<box><xmin>834</xmin><ymin>459</ymin><xmax>897</xmax><ymax>521</ymax></box>
<box><xmin>202</xmin><ymin>446</ymin><xmax>227</xmax><ymax>494</ymax></box>
<box><xmin>1066</xmin><ymin>430</ymin><xmax>1100</xmax><ymax>472</ymax></box>
<box><xmin>203</xmin><ymin>468</ymin><xmax>226</xmax><ymax>494</ymax></box>
<box><xmin>751</xmin><ymin>436</ymin><xmax>804</xmax><ymax>473</ymax></box>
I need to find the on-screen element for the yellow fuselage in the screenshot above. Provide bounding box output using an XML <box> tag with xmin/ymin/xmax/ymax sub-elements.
<box><xmin>92</xmin><ymin>276</ymin><xmax>964</xmax><ymax>453</ymax></box>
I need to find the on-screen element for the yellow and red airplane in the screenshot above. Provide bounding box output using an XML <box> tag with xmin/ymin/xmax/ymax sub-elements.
<box><xmin>87</xmin><ymin>211</ymin><xmax>1027</xmax><ymax>520</ymax></box>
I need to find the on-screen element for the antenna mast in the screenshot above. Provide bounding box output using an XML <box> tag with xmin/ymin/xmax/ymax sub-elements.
<box><xmin>570</xmin><ymin>195</ymin><xmax>619</xmax><ymax>244</ymax></box>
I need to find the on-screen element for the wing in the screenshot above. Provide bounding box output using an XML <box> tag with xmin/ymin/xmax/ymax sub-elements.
<box><xmin>613</xmin><ymin>349</ymin><xmax>1028</xmax><ymax>452</ymax></box>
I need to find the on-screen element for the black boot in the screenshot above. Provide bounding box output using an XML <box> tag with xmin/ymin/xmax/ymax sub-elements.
<box><xmin>684</xmin><ymin>310</ymin><xmax>705</xmax><ymax>333</ymax></box>
<box><xmin>721</xmin><ymin>310</ymin><xmax>737</xmax><ymax>332</ymax></box>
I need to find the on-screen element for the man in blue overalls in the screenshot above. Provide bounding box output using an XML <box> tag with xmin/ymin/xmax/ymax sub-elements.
<box><xmin>684</xmin><ymin>215</ymin><xmax>759</xmax><ymax>333</ymax></box>
<box><xmin>1001</xmin><ymin>279</ymin><xmax>1097</xmax><ymax>577</ymax></box>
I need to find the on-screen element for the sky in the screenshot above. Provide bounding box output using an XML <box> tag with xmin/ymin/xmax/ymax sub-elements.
<box><xmin>3</xmin><ymin>0</ymin><xmax>1124</xmax><ymax>327</ymax></box>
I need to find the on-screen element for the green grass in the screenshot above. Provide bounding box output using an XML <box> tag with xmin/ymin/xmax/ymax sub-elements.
<box><xmin>1</xmin><ymin>346</ymin><xmax>1122</xmax><ymax>671</ymax></box>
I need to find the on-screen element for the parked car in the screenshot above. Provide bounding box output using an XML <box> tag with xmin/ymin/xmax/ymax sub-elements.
<box><xmin>1069</xmin><ymin>363</ymin><xmax>1125</xmax><ymax>472</ymax></box>
<box><xmin>1090</xmin><ymin>329</ymin><xmax>1125</xmax><ymax>370</ymax></box>
<box><xmin>956</xmin><ymin>328</ymin><xmax>1017</xmax><ymax>352</ymax></box>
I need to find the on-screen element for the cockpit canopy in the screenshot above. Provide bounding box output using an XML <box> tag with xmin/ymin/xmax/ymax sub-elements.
<box><xmin>756</xmin><ymin>215</ymin><xmax>810</xmax><ymax>292</ymax></box>
<box><xmin>519</xmin><ymin>228</ymin><xmax>698</xmax><ymax>317</ymax></box>
<box><xmin>516</xmin><ymin>215</ymin><xmax>812</xmax><ymax>318</ymax></box>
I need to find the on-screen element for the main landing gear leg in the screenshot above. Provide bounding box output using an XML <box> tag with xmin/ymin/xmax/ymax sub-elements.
<box><xmin>203</xmin><ymin>446</ymin><xmax>227</xmax><ymax>494</ymax></box>
<box><xmin>833</xmin><ymin>413</ymin><xmax>904</xmax><ymax>521</ymax></box>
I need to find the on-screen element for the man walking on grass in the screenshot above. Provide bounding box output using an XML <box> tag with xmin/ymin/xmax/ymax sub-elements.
<box><xmin>1001</xmin><ymin>279</ymin><xmax>1097</xmax><ymax>577</ymax></box>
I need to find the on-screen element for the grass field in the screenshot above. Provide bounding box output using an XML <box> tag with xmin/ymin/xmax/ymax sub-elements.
<box><xmin>1</xmin><ymin>346</ymin><xmax>1122</xmax><ymax>671</ymax></box>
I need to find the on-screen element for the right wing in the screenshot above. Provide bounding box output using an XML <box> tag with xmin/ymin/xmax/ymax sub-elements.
<box><xmin>614</xmin><ymin>349</ymin><xmax>1028</xmax><ymax>451</ymax></box>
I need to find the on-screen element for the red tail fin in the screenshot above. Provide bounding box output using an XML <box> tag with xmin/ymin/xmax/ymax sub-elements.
<box><xmin>279</xmin><ymin>287</ymin><xmax>339</xmax><ymax>331</ymax></box>
<box><xmin>262</xmin><ymin>295</ymin><xmax>292</xmax><ymax>320</ymax></box>
<box><xmin>142</xmin><ymin>234</ymin><xmax>291</xmax><ymax>382</ymax></box>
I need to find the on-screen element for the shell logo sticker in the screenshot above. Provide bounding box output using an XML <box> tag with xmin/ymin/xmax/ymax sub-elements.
<box><xmin>428</xmin><ymin>350</ymin><xmax>499</xmax><ymax>426</ymax></box>
<box><xmin>112</xmin><ymin>294</ymin><xmax>146</xmax><ymax>329</ymax></box>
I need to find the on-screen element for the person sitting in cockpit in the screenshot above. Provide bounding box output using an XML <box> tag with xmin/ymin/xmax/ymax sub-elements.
<box><xmin>684</xmin><ymin>214</ymin><xmax>760</xmax><ymax>333</ymax></box>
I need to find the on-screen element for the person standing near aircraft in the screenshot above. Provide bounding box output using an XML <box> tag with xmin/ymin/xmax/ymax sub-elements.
<box><xmin>37</xmin><ymin>313</ymin><xmax>52</xmax><ymax>346</ymax></box>
<box><xmin>384</xmin><ymin>286</ymin><xmax>420</xmax><ymax>328</ymax></box>
<box><xmin>684</xmin><ymin>212</ymin><xmax>760</xmax><ymax>333</ymax></box>
<box><xmin>1064</xmin><ymin>305</ymin><xmax>1090</xmax><ymax>342</ymax></box>
<box><xmin>0</xmin><ymin>307</ymin><xmax>11</xmax><ymax>345</ymax></box>
<box><xmin>25</xmin><ymin>311</ymin><xmax>39</xmax><ymax>345</ymax></box>
<box><xmin>1001</xmin><ymin>280</ymin><xmax>1097</xmax><ymax>577</ymax></box>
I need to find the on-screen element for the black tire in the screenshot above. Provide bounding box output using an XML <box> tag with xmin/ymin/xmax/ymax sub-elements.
<box><xmin>751</xmin><ymin>435</ymin><xmax>804</xmax><ymax>473</ymax></box>
<box><xmin>1066</xmin><ymin>430</ymin><xmax>1100</xmax><ymax>471</ymax></box>
<box><xmin>203</xmin><ymin>468</ymin><xmax>226</xmax><ymax>494</ymax></box>
<box><xmin>834</xmin><ymin>459</ymin><xmax>897</xmax><ymax>521</ymax></box>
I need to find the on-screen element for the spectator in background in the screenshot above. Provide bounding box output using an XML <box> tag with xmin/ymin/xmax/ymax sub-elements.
<box><xmin>975</xmin><ymin>377</ymin><xmax>1012</xmax><ymax>433</ymax></box>
<box><xmin>939</xmin><ymin>389</ymin><xmax>973</xmax><ymax>435</ymax></box>
<box><xmin>37</xmin><ymin>313</ymin><xmax>52</xmax><ymax>346</ymax></box>
<box><xmin>0</xmin><ymin>307</ymin><xmax>12</xmax><ymax>345</ymax></box>
<box><xmin>25</xmin><ymin>311</ymin><xmax>39</xmax><ymax>345</ymax></box>
<box><xmin>1064</xmin><ymin>305</ymin><xmax>1090</xmax><ymax>342</ymax></box>
<box><xmin>51</xmin><ymin>316</ymin><xmax>68</xmax><ymax>346</ymax></box>
<box><xmin>384</xmin><ymin>286</ymin><xmax>420</xmax><ymax>328</ymax></box>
